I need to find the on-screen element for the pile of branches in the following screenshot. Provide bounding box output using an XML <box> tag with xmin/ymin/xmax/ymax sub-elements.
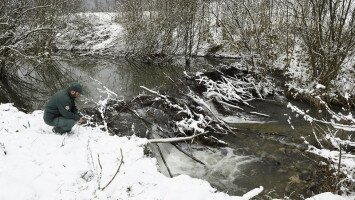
<box><xmin>188</xmin><ymin>66</ymin><xmax>274</xmax><ymax>117</ymax></box>
<box><xmin>82</xmin><ymin>86</ymin><xmax>232</xmax><ymax>147</ymax></box>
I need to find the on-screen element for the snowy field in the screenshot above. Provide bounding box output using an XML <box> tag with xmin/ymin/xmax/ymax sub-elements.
<box><xmin>0</xmin><ymin>103</ymin><xmax>354</xmax><ymax>199</ymax></box>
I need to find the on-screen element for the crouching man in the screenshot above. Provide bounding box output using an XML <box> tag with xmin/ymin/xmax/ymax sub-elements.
<box><xmin>43</xmin><ymin>83</ymin><xmax>85</xmax><ymax>134</ymax></box>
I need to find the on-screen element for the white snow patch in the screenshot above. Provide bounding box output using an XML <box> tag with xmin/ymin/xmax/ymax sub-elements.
<box><xmin>305</xmin><ymin>192</ymin><xmax>355</xmax><ymax>200</ymax></box>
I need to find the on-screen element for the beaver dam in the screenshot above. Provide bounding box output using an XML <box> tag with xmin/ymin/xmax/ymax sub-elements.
<box><xmin>80</xmin><ymin>65</ymin><xmax>347</xmax><ymax>199</ymax></box>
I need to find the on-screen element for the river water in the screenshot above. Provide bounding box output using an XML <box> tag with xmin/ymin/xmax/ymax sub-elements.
<box><xmin>9</xmin><ymin>53</ymin><xmax>324</xmax><ymax>199</ymax></box>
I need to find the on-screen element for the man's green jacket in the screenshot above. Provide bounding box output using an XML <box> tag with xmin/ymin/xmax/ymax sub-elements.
<box><xmin>44</xmin><ymin>89</ymin><xmax>81</xmax><ymax>124</ymax></box>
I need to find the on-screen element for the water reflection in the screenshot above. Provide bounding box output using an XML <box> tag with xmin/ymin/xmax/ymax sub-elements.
<box><xmin>1</xmin><ymin>53</ymin><xmax>235</xmax><ymax>111</ymax></box>
<box><xmin>0</xmin><ymin>58</ymin><xmax>76</xmax><ymax>111</ymax></box>
<box><xmin>52</xmin><ymin>54</ymin><xmax>233</xmax><ymax>105</ymax></box>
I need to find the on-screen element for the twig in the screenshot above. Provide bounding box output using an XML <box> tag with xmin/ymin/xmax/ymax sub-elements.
<box><xmin>153</xmin><ymin>132</ymin><xmax>206</xmax><ymax>165</ymax></box>
<box><xmin>156</xmin><ymin>144</ymin><xmax>173</xmax><ymax>178</ymax></box>
<box><xmin>97</xmin><ymin>154</ymin><xmax>103</xmax><ymax>189</ymax></box>
<box><xmin>188</xmin><ymin>94</ymin><xmax>223</xmax><ymax>123</ymax></box>
<box><xmin>13</xmin><ymin>28</ymin><xmax>53</xmax><ymax>44</ymax></box>
<box><xmin>126</xmin><ymin>107</ymin><xmax>152</xmax><ymax>127</ymax></box>
<box><xmin>60</xmin><ymin>136</ymin><xmax>66</xmax><ymax>147</ymax></box>
<box><xmin>172</xmin><ymin>143</ymin><xmax>206</xmax><ymax>165</ymax></box>
<box><xmin>100</xmin><ymin>148</ymin><xmax>124</xmax><ymax>191</ymax></box>
<box><xmin>16</xmin><ymin>6</ymin><xmax>50</xmax><ymax>21</ymax></box>
<box><xmin>249</xmin><ymin>112</ymin><xmax>270</xmax><ymax>118</ymax></box>
<box><xmin>337</xmin><ymin>142</ymin><xmax>342</xmax><ymax>182</ymax></box>
<box><xmin>216</xmin><ymin>98</ymin><xmax>270</xmax><ymax>118</ymax></box>
<box><xmin>0</xmin><ymin>142</ymin><xmax>6</xmax><ymax>155</ymax></box>
<box><xmin>87</xmin><ymin>142</ymin><xmax>100</xmax><ymax>188</ymax></box>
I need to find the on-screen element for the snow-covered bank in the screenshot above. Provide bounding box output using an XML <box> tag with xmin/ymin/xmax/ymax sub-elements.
<box><xmin>305</xmin><ymin>192</ymin><xmax>354</xmax><ymax>200</ymax></box>
<box><xmin>1</xmin><ymin>105</ymin><xmax>355</xmax><ymax>200</ymax></box>
<box><xmin>54</xmin><ymin>12</ymin><xmax>241</xmax><ymax>58</ymax></box>
<box><xmin>0</xmin><ymin>103</ymin><xmax>263</xmax><ymax>200</ymax></box>
<box><xmin>284</xmin><ymin>37</ymin><xmax>355</xmax><ymax>104</ymax></box>
<box><xmin>55</xmin><ymin>13</ymin><xmax>126</xmax><ymax>55</ymax></box>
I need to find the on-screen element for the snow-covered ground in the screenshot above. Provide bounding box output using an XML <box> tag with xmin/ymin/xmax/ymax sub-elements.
<box><xmin>56</xmin><ymin>13</ymin><xmax>126</xmax><ymax>55</ymax></box>
<box><xmin>0</xmin><ymin>103</ymin><xmax>264</xmax><ymax>200</ymax></box>
<box><xmin>1</xmin><ymin>104</ymin><xmax>354</xmax><ymax>200</ymax></box>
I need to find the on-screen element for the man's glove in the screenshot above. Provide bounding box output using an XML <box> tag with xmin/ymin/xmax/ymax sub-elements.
<box><xmin>77</xmin><ymin>117</ymin><xmax>87</xmax><ymax>125</ymax></box>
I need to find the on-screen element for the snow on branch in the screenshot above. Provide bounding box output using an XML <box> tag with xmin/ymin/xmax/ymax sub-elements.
<box><xmin>16</xmin><ymin>6</ymin><xmax>50</xmax><ymax>20</ymax></box>
<box><xmin>140</xmin><ymin>86</ymin><xmax>229</xmax><ymax>137</ymax></box>
<box><xmin>140</xmin><ymin>86</ymin><xmax>184</xmax><ymax>111</ymax></box>
<box><xmin>83</xmin><ymin>78</ymin><xmax>121</xmax><ymax>133</ymax></box>
<box><xmin>287</xmin><ymin>102</ymin><xmax>355</xmax><ymax>132</ymax></box>
<box><xmin>13</xmin><ymin>28</ymin><xmax>53</xmax><ymax>44</ymax></box>
<box><xmin>147</xmin><ymin>133</ymin><xmax>206</xmax><ymax>143</ymax></box>
<box><xmin>288</xmin><ymin>97</ymin><xmax>355</xmax><ymax>192</ymax></box>
<box><xmin>83</xmin><ymin>84</ymin><xmax>231</xmax><ymax>147</ymax></box>
<box><xmin>192</xmin><ymin>68</ymin><xmax>271</xmax><ymax>118</ymax></box>
<box><xmin>195</xmin><ymin>72</ymin><xmax>257</xmax><ymax>105</ymax></box>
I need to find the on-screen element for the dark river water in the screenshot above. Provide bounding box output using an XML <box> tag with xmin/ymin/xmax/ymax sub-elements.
<box><xmin>4</xmin><ymin>53</ymin><xmax>326</xmax><ymax>199</ymax></box>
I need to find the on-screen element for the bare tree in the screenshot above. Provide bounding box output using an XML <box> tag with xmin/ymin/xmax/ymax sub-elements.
<box><xmin>287</xmin><ymin>0</ymin><xmax>355</xmax><ymax>87</ymax></box>
<box><xmin>0</xmin><ymin>0</ymin><xmax>83</xmax><ymax>108</ymax></box>
<box><xmin>117</xmin><ymin>0</ymin><xmax>202</xmax><ymax>63</ymax></box>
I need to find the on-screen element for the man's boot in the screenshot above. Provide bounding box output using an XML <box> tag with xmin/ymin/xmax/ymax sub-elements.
<box><xmin>52</xmin><ymin>127</ymin><xmax>67</xmax><ymax>134</ymax></box>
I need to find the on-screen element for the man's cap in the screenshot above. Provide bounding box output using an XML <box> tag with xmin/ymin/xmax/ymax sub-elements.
<box><xmin>68</xmin><ymin>83</ymin><xmax>84</xmax><ymax>95</ymax></box>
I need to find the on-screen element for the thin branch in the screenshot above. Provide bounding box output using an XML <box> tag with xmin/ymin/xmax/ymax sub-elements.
<box><xmin>337</xmin><ymin>142</ymin><xmax>342</xmax><ymax>181</ymax></box>
<box><xmin>147</xmin><ymin>133</ymin><xmax>205</xmax><ymax>143</ymax></box>
<box><xmin>97</xmin><ymin>154</ymin><xmax>103</xmax><ymax>189</ymax></box>
<box><xmin>13</xmin><ymin>28</ymin><xmax>52</xmax><ymax>45</ymax></box>
<box><xmin>100</xmin><ymin>148</ymin><xmax>124</xmax><ymax>191</ymax></box>
<box><xmin>172</xmin><ymin>143</ymin><xmax>206</xmax><ymax>165</ymax></box>
<box><xmin>0</xmin><ymin>142</ymin><xmax>6</xmax><ymax>155</ymax></box>
<box><xmin>3</xmin><ymin>46</ymin><xmax>33</xmax><ymax>58</ymax></box>
<box><xmin>16</xmin><ymin>6</ymin><xmax>51</xmax><ymax>21</ymax></box>
<box><xmin>156</xmin><ymin>144</ymin><xmax>173</xmax><ymax>178</ymax></box>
